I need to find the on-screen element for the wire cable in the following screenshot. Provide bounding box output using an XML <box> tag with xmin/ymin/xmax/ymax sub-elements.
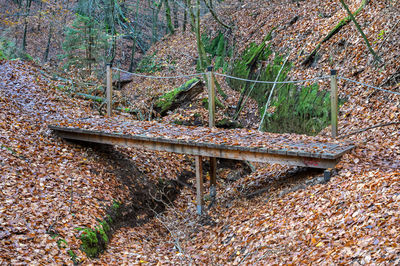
<box><xmin>214</xmin><ymin>73</ymin><xmax>331</xmax><ymax>84</ymax></box>
<box><xmin>339</xmin><ymin>77</ymin><xmax>400</xmax><ymax>96</ymax></box>
<box><xmin>112</xmin><ymin>68</ymin><xmax>400</xmax><ymax>96</ymax></box>
<box><xmin>113</xmin><ymin>67</ymin><xmax>206</xmax><ymax>79</ymax></box>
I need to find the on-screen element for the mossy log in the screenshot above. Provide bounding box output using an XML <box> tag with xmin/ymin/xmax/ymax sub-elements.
<box><xmin>302</xmin><ymin>0</ymin><xmax>369</xmax><ymax>67</ymax></box>
<box><xmin>216</xmin><ymin>118</ymin><xmax>243</xmax><ymax>129</ymax></box>
<box><xmin>155</xmin><ymin>78</ymin><xmax>204</xmax><ymax>116</ymax></box>
<box><xmin>76</xmin><ymin>93</ymin><xmax>105</xmax><ymax>102</ymax></box>
<box><xmin>76</xmin><ymin>93</ymin><xmax>137</xmax><ymax>115</ymax></box>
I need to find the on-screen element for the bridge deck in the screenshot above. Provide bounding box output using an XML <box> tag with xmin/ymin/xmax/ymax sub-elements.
<box><xmin>49</xmin><ymin>118</ymin><xmax>354</xmax><ymax>214</ymax></box>
<box><xmin>49</xmin><ymin>118</ymin><xmax>353</xmax><ymax>168</ymax></box>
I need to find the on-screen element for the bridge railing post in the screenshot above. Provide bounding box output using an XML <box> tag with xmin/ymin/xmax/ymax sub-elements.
<box><xmin>330</xmin><ymin>70</ymin><xmax>338</xmax><ymax>138</ymax></box>
<box><xmin>106</xmin><ymin>64</ymin><xmax>113</xmax><ymax>117</ymax></box>
<box><xmin>207</xmin><ymin>66</ymin><xmax>215</xmax><ymax>127</ymax></box>
<box><xmin>206</xmin><ymin>66</ymin><xmax>217</xmax><ymax>207</ymax></box>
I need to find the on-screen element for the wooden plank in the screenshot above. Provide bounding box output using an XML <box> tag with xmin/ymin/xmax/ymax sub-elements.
<box><xmin>195</xmin><ymin>156</ymin><xmax>204</xmax><ymax>215</ymax></box>
<box><xmin>49</xmin><ymin>126</ymin><xmax>346</xmax><ymax>169</ymax></box>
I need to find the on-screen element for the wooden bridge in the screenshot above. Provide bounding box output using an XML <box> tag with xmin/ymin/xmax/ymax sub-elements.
<box><xmin>49</xmin><ymin>119</ymin><xmax>354</xmax><ymax>214</ymax></box>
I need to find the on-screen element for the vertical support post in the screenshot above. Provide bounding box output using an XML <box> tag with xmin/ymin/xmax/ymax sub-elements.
<box><xmin>207</xmin><ymin>66</ymin><xmax>217</xmax><ymax>203</ymax></box>
<box><xmin>207</xmin><ymin>66</ymin><xmax>215</xmax><ymax>127</ymax></box>
<box><xmin>106</xmin><ymin>64</ymin><xmax>113</xmax><ymax>117</ymax></box>
<box><xmin>324</xmin><ymin>169</ymin><xmax>332</xmax><ymax>183</ymax></box>
<box><xmin>195</xmin><ymin>155</ymin><xmax>204</xmax><ymax>215</ymax></box>
<box><xmin>330</xmin><ymin>70</ymin><xmax>338</xmax><ymax>138</ymax></box>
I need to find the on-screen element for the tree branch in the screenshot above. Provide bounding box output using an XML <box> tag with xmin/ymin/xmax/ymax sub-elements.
<box><xmin>338</xmin><ymin>122</ymin><xmax>400</xmax><ymax>139</ymax></box>
<box><xmin>302</xmin><ymin>0</ymin><xmax>369</xmax><ymax>66</ymax></box>
<box><xmin>339</xmin><ymin>0</ymin><xmax>381</xmax><ymax>64</ymax></box>
<box><xmin>202</xmin><ymin>0</ymin><xmax>231</xmax><ymax>29</ymax></box>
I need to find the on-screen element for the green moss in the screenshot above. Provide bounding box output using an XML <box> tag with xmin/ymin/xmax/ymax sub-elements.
<box><xmin>136</xmin><ymin>52</ymin><xmax>164</xmax><ymax>73</ymax></box>
<box><xmin>155</xmin><ymin>78</ymin><xmax>200</xmax><ymax>114</ymax></box>
<box><xmin>201</xmin><ymin>97</ymin><xmax>224</xmax><ymax>109</ymax></box>
<box><xmin>0</xmin><ymin>37</ymin><xmax>18</xmax><ymax>60</ymax></box>
<box><xmin>75</xmin><ymin>227</ymin><xmax>100</xmax><ymax>258</ymax></box>
<box><xmin>75</xmin><ymin>200</ymin><xmax>122</xmax><ymax>258</ymax></box>
<box><xmin>202</xmin><ymin>31</ymin><xmax>230</xmax><ymax>71</ymax></box>
<box><xmin>173</xmin><ymin>119</ymin><xmax>184</xmax><ymax>125</ymax></box>
<box><xmin>112</xmin><ymin>200</ymin><xmax>120</xmax><ymax>211</ymax></box>
<box><xmin>105</xmin><ymin>215</ymin><xmax>113</xmax><ymax>224</ymax></box>
<box><xmin>97</xmin><ymin>225</ymin><xmax>109</xmax><ymax>243</ymax></box>
<box><xmin>229</xmin><ymin>29</ymin><xmax>340</xmax><ymax>135</ymax></box>
<box><xmin>68</xmin><ymin>250</ymin><xmax>78</xmax><ymax>264</ymax></box>
<box><xmin>56</xmin><ymin>238</ymin><xmax>68</xmax><ymax>249</ymax></box>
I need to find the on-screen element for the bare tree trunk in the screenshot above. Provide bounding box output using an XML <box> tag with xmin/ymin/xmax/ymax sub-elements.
<box><xmin>129</xmin><ymin>0</ymin><xmax>140</xmax><ymax>72</ymax></box>
<box><xmin>37</xmin><ymin>0</ymin><xmax>43</xmax><ymax>31</ymax></box>
<box><xmin>183</xmin><ymin>0</ymin><xmax>188</xmax><ymax>31</ymax></box>
<box><xmin>43</xmin><ymin>22</ymin><xmax>53</xmax><ymax>62</ymax></box>
<box><xmin>202</xmin><ymin>0</ymin><xmax>231</xmax><ymax>29</ymax></box>
<box><xmin>87</xmin><ymin>26</ymin><xmax>93</xmax><ymax>75</ymax></box>
<box><xmin>152</xmin><ymin>0</ymin><xmax>162</xmax><ymax>43</ymax></box>
<box><xmin>194</xmin><ymin>0</ymin><xmax>208</xmax><ymax>70</ymax></box>
<box><xmin>172</xmin><ymin>0</ymin><xmax>179</xmax><ymax>28</ymax></box>
<box><xmin>110</xmin><ymin>0</ymin><xmax>117</xmax><ymax>65</ymax></box>
<box><xmin>22</xmin><ymin>0</ymin><xmax>32</xmax><ymax>52</ymax></box>
<box><xmin>164</xmin><ymin>0</ymin><xmax>174</xmax><ymax>34</ymax></box>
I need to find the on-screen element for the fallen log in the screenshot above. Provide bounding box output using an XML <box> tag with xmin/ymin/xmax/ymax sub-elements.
<box><xmin>75</xmin><ymin>93</ymin><xmax>105</xmax><ymax>102</ymax></box>
<box><xmin>154</xmin><ymin>78</ymin><xmax>204</xmax><ymax>116</ymax></box>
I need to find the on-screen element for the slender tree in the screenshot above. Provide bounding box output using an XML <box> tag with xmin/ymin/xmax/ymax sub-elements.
<box><xmin>22</xmin><ymin>0</ymin><xmax>33</xmax><ymax>52</ymax></box>
<box><xmin>172</xmin><ymin>0</ymin><xmax>179</xmax><ymax>29</ymax></box>
<box><xmin>339</xmin><ymin>0</ymin><xmax>380</xmax><ymax>64</ymax></box>
<box><xmin>164</xmin><ymin>0</ymin><xmax>174</xmax><ymax>34</ymax></box>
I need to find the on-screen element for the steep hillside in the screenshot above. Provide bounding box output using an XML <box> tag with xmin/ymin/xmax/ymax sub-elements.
<box><xmin>1</xmin><ymin>0</ymin><xmax>399</xmax><ymax>264</ymax></box>
<box><xmin>98</xmin><ymin>0</ymin><xmax>400</xmax><ymax>264</ymax></box>
<box><xmin>0</xmin><ymin>60</ymin><xmax>192</xmax><ymax>264</ymax></box>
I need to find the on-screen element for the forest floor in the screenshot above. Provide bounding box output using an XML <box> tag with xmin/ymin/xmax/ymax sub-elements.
<box><xmin>1</xmin><ymin>0</ymin><xmax>400</xmax><ymax>264</ymax></box>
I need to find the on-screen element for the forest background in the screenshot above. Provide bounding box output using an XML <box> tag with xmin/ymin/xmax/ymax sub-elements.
<box><xmin>0</xmin><ymin>0</ymin><xmax>399</xmax><ymax>264</ymax></box>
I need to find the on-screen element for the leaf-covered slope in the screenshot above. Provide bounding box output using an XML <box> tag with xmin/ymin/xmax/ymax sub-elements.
<box><xmin>1</xmin><ymin>0</ymin><xmax>400</xmax><ymax>264</ymax></box>
<box><xmin>0</xmin><ymin>60</ymin><xmax>191</xmax><ymax>264</ymax></box>
<box><xmin>97</xmin><ymin>0</ymin><xmax>400</xmax><ymax>264</ymax></box>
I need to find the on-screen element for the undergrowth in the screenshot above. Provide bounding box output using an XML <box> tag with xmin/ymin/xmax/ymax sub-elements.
<box><xmin>228</xmin><ymin>33</ymin><xmax>341</xmax><ymax>135</ymax></box>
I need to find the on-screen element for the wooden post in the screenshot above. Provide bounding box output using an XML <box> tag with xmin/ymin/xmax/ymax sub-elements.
<box><xmin>106</xmin><ymin>64</ymin><xmax>113</xmax><ymax>116</ymax></box>
<box><xmin>207</xmin><ymin>66</ymin><xmax>217</xmax><ymax>202</ymax></box>
<box><xmin>330</xmin><ymin>70</ymin><xmax>338</xmax><ymax>138</ymax></box>
<box><xmin>195</xmin><ymin>155</ymin><xmax>204</xmax><ymax>215</ymax></box>
<box><xmin>207</xmin><ymin>66</ymin><xmax>215</xmax><ymax>127</ymax></box>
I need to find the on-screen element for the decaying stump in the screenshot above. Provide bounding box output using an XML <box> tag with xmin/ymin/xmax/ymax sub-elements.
<box><xmin>154</xmin><ymin>78</ymin><xmax>204</xmax><ymax>116</ymax></box>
